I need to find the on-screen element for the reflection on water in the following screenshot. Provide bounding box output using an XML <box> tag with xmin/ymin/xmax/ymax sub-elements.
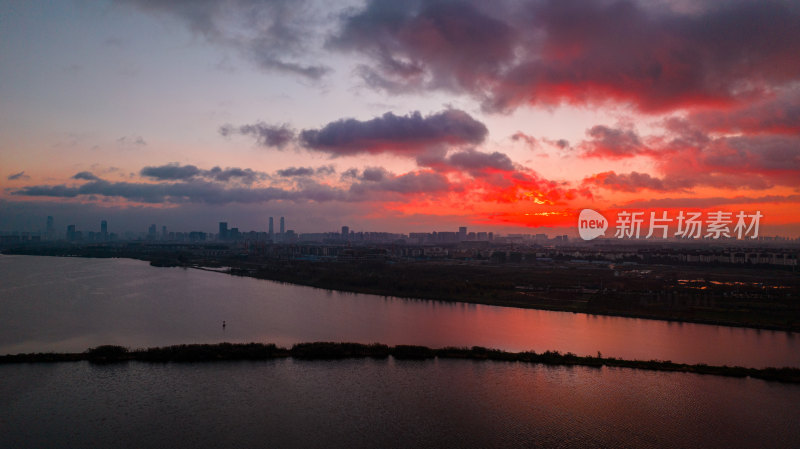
<box><xmin>0</xmin><ymin>255</ymin><xmax>798</xmax><ymax>368</ymax></box>
<box><xmin>1</xmin><ymin>359</ymin><xmax>799</xmax><ymax>449</ymax></box>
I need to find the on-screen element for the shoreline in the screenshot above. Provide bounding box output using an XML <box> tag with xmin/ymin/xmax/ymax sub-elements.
<box><xmin>2</xmin><ymin>252</ymin><xmax>797</xmax><ymax>333</ymax></box>
<box><xmin>2</xmin><ymin>342</ymin><xmax>799</xmax><ymax>384</ymax></box>
<box><xmin>217</xmin><ymin>266</ymin><xmax>798</xmax><ymax>333</ymax></box>
<box><xmin>215</xmin><ymin>264</ymin><xmax>800</xmax><ymax>334</ymax></box>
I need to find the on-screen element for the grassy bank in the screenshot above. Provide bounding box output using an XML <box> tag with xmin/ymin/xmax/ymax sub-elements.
<box><xmin>4</xmin><ymin>251</ymin><xmax>798</xmax><ymax>332</ymax></box>
<box><xmin>2</xmin><ymin>342</ymin><xmax>799</xmax><ymax>384</ymax></box>
<box><xmin>228</xmin><ymin>261</ymin><xmax>800</xmax><ymax>333</ymax></box>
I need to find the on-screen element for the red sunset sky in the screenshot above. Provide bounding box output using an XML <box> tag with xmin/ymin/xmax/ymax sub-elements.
<box><xmin>1</xmin><ymin>0</ymin><xmax>798</xmax><ymax>237</ymax></box>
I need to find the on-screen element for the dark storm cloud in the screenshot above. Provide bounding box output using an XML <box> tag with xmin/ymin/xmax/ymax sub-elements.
<box><xmin>118</xmin><ymin>0</ymin><xmax>330</xmax><ymax>79</ymax></box>
<box><xmin>339</xmin><ymin>166</ymin><xmax>442</xmax><ymax>189</ymax></box>
<box><xmin>330</xmin><ymin>0</ymin><xmax>516</xmax><ymax>95</ymax></box>
<box><xmin>656</xmin><ymin>130</ymin><xmax>800</xmax><ymax>187</ymax></box>
<box><xmin>445</xmin><ymin>149</ymin><xmax>514</xmax><ymax>172</ymax></box>
<box><xmin>332</xmin><ymin>0</ymin><xmax>800</xmax><ymax>113</ymax></box>
<box><xmin>582</xmin><ymin>171</ymin><xmax>683</xmax><ymax>193</ymax></box>
<box><xmin>360</xmin><ymin>167</ymin><xmax>387</xmax><ymax>182</ymax></box>
<box><xmin>651</xmin><ymin>117</ymin><xmax>800</xmax><ymax>188</ymax></box>
<box><xmin>12</xmin><ymin>164</ymin><xmax>453</xmax><ymax>205</ymax></box>
<box><xmin>372</xmin><ymin>170</ymin><xmax>450</xmax><ymax>194</ymax></box>
<box><xmin>220</xmin><ymin>122</ymin><xmax>296</xmax><ymax>149</ymax></box>
<box><xmin>114</xmin><ymin>1</ymin><xmax>800</xmax><ymax>114</ymax></box>
<box><xmin>14</xmin><ymin>184</ymin><xmax>84</xmax><ymax>198</ymax></box>
<box><xmin>298</xmin><ymin>109</ymin><xmax>487</xmax><ymax>157</ymax></box>
<box><xmin>140</xmin><ymin>163</ymin><xmax>202</xmax><ymax>181</ymax></box>
<box><xmin>348</xmin><ymin>170</ymin><xmax>450</xmax><ymax>197</ymax></box>
<box><xmin>315</xmin><ymin>165</ymin><xmax>336</xmax><ymax>175</ymax></box>
<box><xmin>336</xmin><ymin>167</ymin><xmax>390</xmax><ymax>181</ymax></box>
<box><xmin>688</xmin><ymin>88</ymin><xmax>800</xmax><ymax>135</ymax></box>
<box><xmin>139</xmin><ymin>163</ymin><xmax>265</xmax><ymax>184</ymax></box>
<box><xmin>13</xmin><ymin>173</ymin><xmax>450</xmax><ymax>205</ymax></box>
<box><xmin>579</xmin><ymin>126</ymin><xmax>800</xmax><ymax>192</ymax></box>
<box><xmin>703</xmin><ymin>135</ymin><xmax>800</xmax><ymax>173</ymax></box>
<box><xmin>14</xmin><ymin>179</ymin><xmax>295</xmax><ymax>204</ymax></box>
<box><xmin>72</xmin><ymin>171</ymin><xmax>101</xmax><ymax>181</ymax></box>
<box><xmin>340</xmin><ymin>168</ymin><xmax>360</xmax><ymax>179</ymax></box>
<box><xmin>416</xmin><ymin>148</ymin><xmax>516</xmax><ymax>176</ymax></box>
<box><xmin>205</xmin><ymin>166</ymin><xmax>264</xmax><ymax>184</ymax></box>
<box><xmin>581</xmin><ymin>126</ymin><xmax>648</xmax><ymax>159</ymax></box>
<box><xmin>277</xmin><ymin>166</ymin><xmax>315</xmax><ymax>177</ymax></box>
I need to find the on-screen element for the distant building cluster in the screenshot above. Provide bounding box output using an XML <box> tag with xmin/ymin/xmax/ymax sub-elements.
<box><xmin>1</xmin><ymin>215</ymin><xmax>799</xmax><ymax>253</ymax></box>
<box><xmin>218</xmin><ymin>217</ymin><xmax>295</xmax><ymax>243</ymax></box>
<box><xmin>2</xmin><ymin>214</ymin><xmax>798</xmax><ymax>269</ymax></box>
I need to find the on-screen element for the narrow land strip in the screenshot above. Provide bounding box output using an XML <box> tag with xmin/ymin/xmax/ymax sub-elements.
<box><xmin>2</xmin><ymin>342</ymin><xmax>799</xmax><ymax>384</ymax></box>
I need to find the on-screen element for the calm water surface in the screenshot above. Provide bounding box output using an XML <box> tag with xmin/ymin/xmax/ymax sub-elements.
<box><xmin>0</xmin><ymin>255</ymin><xmax>797</xmax><ymax>367</ymax></box>
<box><xmin>1</xmin><ymin>359</ymin><xmax>799</xmax><ymax>449</ymax></box>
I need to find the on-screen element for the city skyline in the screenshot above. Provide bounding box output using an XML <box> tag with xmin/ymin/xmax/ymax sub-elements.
<box><xmin>4</xmin><ymin>215</ymin><xmax>503</xmax><ymax>241</ymax></box>
<box><xmin>2</xmin><ymin>0</ymin><xmax>800</xmax><ymax>237</ymax></box>
<box><xmin>5</xmin><ymin>214</ymin><xmax>798</xmax><ymax>245</ymax></box>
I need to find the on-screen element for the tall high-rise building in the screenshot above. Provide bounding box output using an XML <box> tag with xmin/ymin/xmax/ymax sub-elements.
<box><xmin>46</xmin><ymin>216</ymin><xmax>54</xmax><ymax>240</ymax></box>
<box><xmin>148</xmin><ymin>224</ymin><xmax>157</xmax><ymax>240</ymax></box>
<box><xmin>268</xmin><ymin>217</ymin><xmax>274</xmax><ymax>238</ymax></box>
<box><xmin>67</xmin><ymin>224</ymin><xmax>76</xmax><ymax>242</ymax></box>
<box><xmin>219</xmin><ymin>222</ymin><xmax>228</xmax><ymax>240</ymax></box>
<box><xmin>458</xmin><ymin>226</ymin><xmax>467</xmax><ymax>241</ymax></box>
<box><xmin>101</xmin><ymin>220</ymin><xmax>108</xmax><ymax>235</ymax></box>
<box><xmin>162</xmin><ymin>225</ymin><xmax>167</xmax><ymax>240</ymax></box>
<box><xmin>341</xmin><ymin>225</ymin><xmax>349</xmax><ymax>239</ymax></box>
<box><xmin>280</xmin><ymin>217</ymin><xmax>285</xmax><ymax>234</ymax></box>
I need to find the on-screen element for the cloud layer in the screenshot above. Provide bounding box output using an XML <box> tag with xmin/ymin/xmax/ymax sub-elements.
<box><xmin>298</xmin><ymin>109</ymin><xmax>487</xmax><ymax>157</ymax></box>
<box><xmin>7</xmin><ymin>1</ymin><xmax>800</xmax><ymax>233</ymax></box>
<box><xmin>332</xmin><ymin>0</ymin><xmax>800</xmax><ymax>113</ymax></box>
<box><xmin>12</xmin><ymin>147</ymin><xmax>589</xmax><ymax>213</ymax></box>
<box><xmin>140</xmin><ymin>163</ymin><xmax>265</xmax><ymax>184</ymax></box>
<box><xmin>119</xmin><ymin>0</ymin><xmax>331</xmax><ymax>79</ymax></box>
<box><xmin>220</xmin><ymin>123</ymin><xmax>295</xmax><ymax>149</ymax></box>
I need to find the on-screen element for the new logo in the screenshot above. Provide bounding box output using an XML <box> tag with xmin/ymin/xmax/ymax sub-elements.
<box><xmin>578</xmin><ymin>209</ymin><xmax>608</xmax><ymax>241</ymax></box>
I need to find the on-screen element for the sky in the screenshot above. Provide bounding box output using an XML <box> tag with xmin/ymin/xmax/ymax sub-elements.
<box><xmin>1</xmin><ymin>0</ymin><xmax>799</xmax><ymax>237</ymax></box>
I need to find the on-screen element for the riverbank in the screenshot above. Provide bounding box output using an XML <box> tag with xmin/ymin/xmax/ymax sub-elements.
<box><xmin>2</xmin><ymin>342</ymin><xmax>799</xmax><ymax>383</ymax></box>
<box><xmin>219</xmin><ymin>260</ymin><xmax>800</xmax><ymax>333</ymax></box>
<box><xmin>3</xmin><ymin>250</ymin><xmax>799</xmax><ymax>332</ymax></box>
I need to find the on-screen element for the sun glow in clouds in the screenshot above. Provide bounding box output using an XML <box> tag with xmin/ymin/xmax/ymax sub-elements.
<box><xmin>0</xmin><ymin>0</ymin><xmax>799</xmax><ymax>235</ymax></box>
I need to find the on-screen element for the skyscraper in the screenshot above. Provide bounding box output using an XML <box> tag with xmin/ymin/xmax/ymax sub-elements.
<box><xmin>342</xmin><ymin>226</ymin><xmax>349</xmax><ymax>240</ymax></box>
<box><xmin>269</xmin><ymin>217</ymin><xmax>274</xmax><ymax>238</ymax></box>
<box><xmin>219</xmin><ymin>222</ymin><xmax>228</xmax><ymax>241</ymax></box>
<box><xmin>46</xmin><ymin>216</ymin><xmax>54</xmax><ymax>240</ymax></box>
<box><xmin>101</xmin><ymin>220</ymin><xmax>108</xmax><ymax>241</ymax></box>
<box><xmin>280</xmin><ymin>217</ymin><xmax>285</xmax><ymax>234</ymax></box>
<box><xmin>67</xmin><ymin>224</ymin><xmax>76</xmax><ymax>242</ymax></box>
<box><xmin>148</xmin><ymin>224</ymin><xmax>157</xmax><ymax>240</ymax></box>
<box><xmin>459</xmin><ymin>226</ymin><xmax>467</xmax><ymax>241</ymax></box>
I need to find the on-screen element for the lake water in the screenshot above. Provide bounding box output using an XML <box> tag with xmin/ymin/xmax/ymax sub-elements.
<box><xmin>0</xmin><ymin>255</ymin><xmax>797</xmax><ymax>367</ymax></box>
<box><xmin>2</xmin><ymin>255</ymin><xmax>799</xmax><ymax>448</ymax></box>
<box><xmin>1</xmin><ymin>358</ymin><xmax>799</xmax><ymax>449</ymax></box>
